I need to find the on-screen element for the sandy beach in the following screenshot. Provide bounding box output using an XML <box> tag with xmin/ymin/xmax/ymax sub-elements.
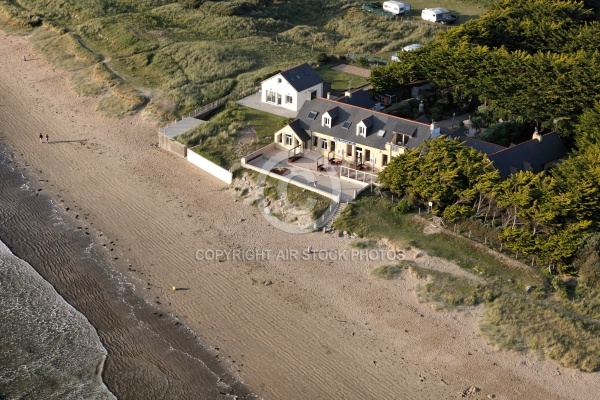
<box><xmin>1</xmin><ymin>30</ymin><xmax>599</xmax><ymax>399</ymax></box>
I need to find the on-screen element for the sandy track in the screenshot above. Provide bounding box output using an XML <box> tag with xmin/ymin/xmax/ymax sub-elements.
<box><xmin>1</xmin><ymin>30</ymin><xmax>599</xmax><ymax>400</ymax></box>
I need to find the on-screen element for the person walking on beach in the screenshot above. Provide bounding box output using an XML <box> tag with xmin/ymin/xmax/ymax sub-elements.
<box><xmin>45</xmin><ymin>134</ymin><xmax>49</xmax><ymax>143</ymax></box>
<box><xmin>39</xmin><ymin>133</ymin><xmax>43</xmax><ymax>143</ymax></box>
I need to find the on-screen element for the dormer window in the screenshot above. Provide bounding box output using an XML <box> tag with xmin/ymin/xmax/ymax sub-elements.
<box><xmin>356</xmin><ymin>116</ymin><xmax>372</xmax><ymax>137</ymax></box>
<box><xmin>357</xmin><ymin>123</ymin><xmax>367</xmax><ymax>137</ymax></box>
<box><xmin>322</xmin><ymin>115</ymin><xmax>332</xmax><ymax>128</ymax></box>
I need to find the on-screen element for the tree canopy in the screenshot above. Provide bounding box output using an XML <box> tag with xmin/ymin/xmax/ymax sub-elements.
<box><xmin>371</xmin><ymin>0</ymin><xmax>600</xmax><ymax>134</ymax></box>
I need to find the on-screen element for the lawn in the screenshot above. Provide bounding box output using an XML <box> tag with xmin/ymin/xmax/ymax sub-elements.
<box><xmin>315</xmin><ymin>61</ymin><xmax>370</xmax><ymax>91</ymax></box>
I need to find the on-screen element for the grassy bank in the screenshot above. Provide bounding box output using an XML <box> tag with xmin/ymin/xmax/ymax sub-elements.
<box><xmin>177</xmin><ymin>103</ymin><xmax>289</xmax><ymax>170</ymax></box>
<box><xmin>334</xmin><ymin>191</ymin><xmax>600</xmax><ymax>372</ymax></box>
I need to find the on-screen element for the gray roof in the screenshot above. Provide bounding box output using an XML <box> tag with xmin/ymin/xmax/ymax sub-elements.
<box><xmin>288</xmin><ymin>119</ymin><xmax>310</xmax><ymax>142</ymax></box>
<box><xmin>295</xmin><ymin>98</ymin><xmax>432</xmax><ymax>150</ymax></box>
<box><xmin>486</xmin><ymin>133</ymin><xmax>568</xmax><ymax>178</ymax></box>
<box><xmin>458</xmin><ymin>137</ymin><xmax>506</xmax><ymax>155</ymax></box>
<box><xmin>280</xmin><ymin>63</ymin><xmax>324</xmax><ymax>92</ymax></box>
<box><xmin>336</xmin><ymin>89</ymin><xmax>378</xmax><ymax>110</ymax></box>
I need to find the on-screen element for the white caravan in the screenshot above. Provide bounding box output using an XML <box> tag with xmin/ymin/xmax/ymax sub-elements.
<box><xmin>382</xmin><ymin>1</ymin><xmax>411</xmax><ymax>15</ymax></box>
<box><xmin>421</xmin><ymin>7</ymin><xmax>451</xmax><ymax>22</ymax></box>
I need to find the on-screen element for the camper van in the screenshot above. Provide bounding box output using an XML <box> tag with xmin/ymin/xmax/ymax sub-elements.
<box><xmin>382</xmin><ymin>1</ymin><xmax>411</xmax><ymax>15</ymax></box>
<box><xmin>421</xmin><ymin>8</ymin><xmax>457</xmax><ymax>24</ymax></box>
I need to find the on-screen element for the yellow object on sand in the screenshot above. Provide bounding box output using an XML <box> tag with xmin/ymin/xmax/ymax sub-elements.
<box><xmin>172</xmin><ymin>286</ymin><xmax>177</xmax><ymax>291</ymax></box>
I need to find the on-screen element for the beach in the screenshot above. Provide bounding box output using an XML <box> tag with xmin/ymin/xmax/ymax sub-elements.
<box><xmin>1</xmin><ymin>30</ymin><xmax>599</xmax><ymax>399</ymax></box>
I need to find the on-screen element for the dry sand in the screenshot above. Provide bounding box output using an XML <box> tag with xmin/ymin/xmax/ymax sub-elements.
<box><xmin>1</xmin><ymin>30</ymin><xmax>599</xmax><ymax>399</ymax></box>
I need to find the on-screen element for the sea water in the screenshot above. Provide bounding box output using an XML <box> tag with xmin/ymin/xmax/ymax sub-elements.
<box><xmin>0</xmin><ymin>239</ymin><xmax>115</xmax><ymax>400</ymax></box>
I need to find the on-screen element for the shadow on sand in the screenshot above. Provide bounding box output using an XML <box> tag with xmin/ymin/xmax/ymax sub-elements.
<box><xmin>49</xmin><ymin>139</ymin><xmax>88</xmax><ymax>144</ymax></box>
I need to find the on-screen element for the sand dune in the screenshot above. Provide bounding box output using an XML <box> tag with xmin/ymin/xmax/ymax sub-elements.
<box><xmin>1</xmin><ymin>30</ymin><xmax>599</xmax><ymax>400</ymax></box>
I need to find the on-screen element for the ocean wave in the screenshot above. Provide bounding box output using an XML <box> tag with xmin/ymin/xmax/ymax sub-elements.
<box><xmin>0</xmin><ymin>240</ymin><xmax>116</xmax><ymax>400</ymax></box>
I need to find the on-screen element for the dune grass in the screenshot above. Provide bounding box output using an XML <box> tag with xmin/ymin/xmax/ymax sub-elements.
<box><xmin>0</xmin><ymin>0</ymin><xmax>488</xmax><ymax>121</ymax></box>
<box><xmin>351</xmin><ymin>239</ymin><xmax>379</xmax><ymax>249</ymax></box>
<box><xmin>177</xmin><ymin>103</ymin><xmax>289</xmax><ymax>170</ymax></box>
<box><xmin>371</xmin><ymin>264</ymin><xmax>402</xmax><ymax>280</ymax></box>
<box><xmin>333</xmin><ymin>190</ymin><xmax>600</xmax><ymax>371</ymax></box>
<box><xmin>482</xmin><ymin>294</ymin><xmax>600</xmax><ymax>372</ymax></box>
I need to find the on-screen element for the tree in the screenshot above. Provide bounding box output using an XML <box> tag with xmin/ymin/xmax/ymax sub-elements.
<box><xmin>575</xmin><ymin>101</ymin><xmax>600</xmax><ymax>149</ymax></box>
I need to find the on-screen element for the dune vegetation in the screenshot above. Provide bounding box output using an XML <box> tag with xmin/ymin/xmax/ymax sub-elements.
<box><xmin>0</xmin><ymin>0</ymin><xmax>487</xmax><ymax>120</ymax></box>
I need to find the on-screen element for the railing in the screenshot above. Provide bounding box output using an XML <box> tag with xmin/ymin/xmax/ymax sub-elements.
<box><xmin>340</xmin><ymin>165</ymin><xmax>379</xmax><ymax>185</ymax></box>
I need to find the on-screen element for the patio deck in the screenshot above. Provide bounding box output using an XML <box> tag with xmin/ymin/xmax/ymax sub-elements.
<box><xmin>243</xmin><ymin>147</ymin><xmax>369</xmax><ymax>203</ymax></box>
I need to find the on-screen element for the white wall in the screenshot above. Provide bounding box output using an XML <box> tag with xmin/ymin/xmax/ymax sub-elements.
<box><xmin>187</xmin><ymin>148</ymin><xmax>232</xmax><ymax>185</ymax></box>
<box><xmin>261</xmin><ymin>74</ymin><xmax>323</xmax><ymax>112</ymax></box>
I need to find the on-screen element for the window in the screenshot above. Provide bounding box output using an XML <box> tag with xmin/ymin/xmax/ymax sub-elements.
<box><xmin>358</xmin><ymin>125</ymin><xmax>366</xmax><ymax>136</ymax></box>
<box><xmin>313</xmin><ymin>136</ymin><xmax>318</xmax><ymax>146</ymax></box>
<box><xmin>321</xmin><ymin>140</ymin><xmax>328</xmax><ymax>150</ymax></box>
<box><xmin>324</xmin><ymin>117</ymin><xmax>331</xmax><ymax>127</ymax></box>
<box><xmin>285</xmin><ymin>134</ymin><xmax>293</xmax><ymax>146</ymax></box>
<box><xmin>285</xmin><ymin>95</ymin><xmax>293</xmax><ymax>104</ymax></box>
<box><xmin>266</xmin><ymin>90</ymin><xmax>276</xmax><ymax>103</ymax></box>
<box><xmin>342</xmin><ymin>121</ymin><xmax>352</xmax><ymax>129</ymax></box>
<box><xmin>308</xmin><ymin>111</ymin><xmax>318</xmax><ymax>120</ymax></box>
<box><xmin>377</xmin><ymin>129</ymin><xmax>386</xmax><ymax>137</ymax></box>
<box><xmin>277</xmin><ymin>78</ymin><xmax>282</xmax><ymax>83</ymax></box>
<box><xmin>401</xmin><ymin>134</ymin><xmax>410</xmax><ymax>146</ymax></box>
<box><xmin>346</xmin><ymin>144</ymin><xmax>352</xmax><ymax>155</ymax></box>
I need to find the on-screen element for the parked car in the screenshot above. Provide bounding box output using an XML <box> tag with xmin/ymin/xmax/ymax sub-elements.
<box><xmin>440</xmin><ymin>14</ymin><xmax>458</xmax><ymax>24</ymax></box>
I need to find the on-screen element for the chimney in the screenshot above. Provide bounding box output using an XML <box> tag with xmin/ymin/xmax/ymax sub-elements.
<box><xmin>327</xmin><ymin>92</ymin><xmax>331</xmax><ymax>100</ymax></box>
<box><xmin>532</xmin><ymin>127</ymin><xmax>542</xmax><ymax>142</ymax></box>
<box><xmin>345</xmin><ymin>90</ymin><xmax>352</xmax><ymax>98</ymax></box>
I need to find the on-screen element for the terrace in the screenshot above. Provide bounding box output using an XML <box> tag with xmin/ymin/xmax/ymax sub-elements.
<box><xmin>242</xmin><ymin>144</ymin><xmax>372</xmax><ymax>203</ymax></box>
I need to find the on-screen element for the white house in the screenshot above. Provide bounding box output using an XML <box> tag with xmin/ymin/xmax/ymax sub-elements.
<box><xmin>261</xmin><ymin>63</ymin><xmax>325</xmax><ymax>113</ymax></box>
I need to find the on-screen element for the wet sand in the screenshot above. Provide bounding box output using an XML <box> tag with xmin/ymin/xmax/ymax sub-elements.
<box><xmin>0</xmin><ymin>145</ymin><xmax>255</xmax><ymax>399</ymax></box>
<box><xmin>1</xmin><ymin>29</ymin><xmax>599</xmax><ymax>400</ymax></box>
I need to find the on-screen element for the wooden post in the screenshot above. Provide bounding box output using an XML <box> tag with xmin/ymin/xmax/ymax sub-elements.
<box><xmin>468</xmin><ymin>230</ymin><xmax>471</xmax><ymax>239</ymax></box>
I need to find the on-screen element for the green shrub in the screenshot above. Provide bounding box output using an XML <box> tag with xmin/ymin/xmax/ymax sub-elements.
<box><xmin>393</xmin><ymin>198</ymin><xmax>412</xmax><ymax>217</ymax></box>
<box><xmin>317</xmin><ymin>52</ymin><xmax>330</xmax><ymax>63</ymax></box>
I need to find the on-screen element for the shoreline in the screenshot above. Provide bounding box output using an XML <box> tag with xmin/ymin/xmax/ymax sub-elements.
<box><xmin>1</xmin><ymin>29</ymin><xmax>599</xmax><ymax>400</ymax></box>
<box><xmin>0</xmin><ymin>143</ymin><xmax>255</xmax><ymax>399</ymax></box>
